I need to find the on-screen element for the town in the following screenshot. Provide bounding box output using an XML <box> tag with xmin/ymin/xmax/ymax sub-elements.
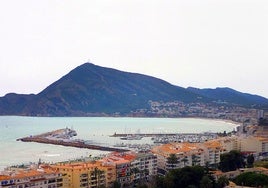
<box><xmin>1</xmin><ymin>111</ymin><xmax>268</xmax><ymax>188</ymax></box>
<box><xmin>132</xmin><ymin>101</ymin><xmax>260</xmax><ymax>125</ymax></box>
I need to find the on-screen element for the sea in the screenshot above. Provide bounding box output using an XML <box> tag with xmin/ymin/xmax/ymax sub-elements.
<box><xmin>0</xmin><ymin>116</ymin><xmax>238</xmax><ymax>170</ymax></box>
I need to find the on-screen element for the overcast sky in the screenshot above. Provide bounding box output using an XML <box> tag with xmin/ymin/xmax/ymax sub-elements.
<box><xmin>0</xmin><ymin>0</ymin><xmax>268</xmax><ymax>98</ymax></box>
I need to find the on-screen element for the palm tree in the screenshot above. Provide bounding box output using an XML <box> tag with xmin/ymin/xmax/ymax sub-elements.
<box><xmin>140</xmin><ymin>169</ymin><xmax>149</xmax><ymax>185</ymax></box>
<box><xmin>200</xmin><ymin>175</ymin><xmax>213</xmax><ymax>188</ymax></box>
<box><xmin>246</xmin><ymin>154</ymin><xmax>254</xmax><ymax>168</ymax></box>
<box><xmin>167</xmin><ymin>154</ymin><xmax>179</xmax><ymax>170</ymax></box>
<box><xmin>182</xmin><ymin>156</ymin><xmax>188</xmax><ymax>167</ymax></box>
<box><xmin>131</xmin><ymin>167</ymin><xmax>140</xmax><ymax>184</ymax></box>
<box><xmin>192</xmin><ymin>154</ymin><xmax>200</xmax><ymax>166</ymax></box>
<box><xmin>92</xmin><ymin>167</ymin><xmax>105</xmax><ymax>188</ymax></box>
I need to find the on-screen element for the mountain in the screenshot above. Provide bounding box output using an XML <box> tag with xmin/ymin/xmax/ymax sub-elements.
<box><xmin>0</xmin><ymin>63</ymin><xmax>205</xmax><ymax>116</ymax></box>
<box><xmin>0</xmin><ymin>63</ymin><xmax>267</xmax><ymax>116</ymax></box>
<box><xmin>187</xmin><ymin>87</ymin><xmax>268</xmax><ymax>106</ymax></box>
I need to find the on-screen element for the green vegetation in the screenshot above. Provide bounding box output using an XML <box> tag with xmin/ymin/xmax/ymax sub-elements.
<box><xmin>255</xmin><ymin>159</ymin><xmax>268</xmax><ymax>168</ymax></box>
<box><xmin>110</xmin><ymin>150</ymin><xmax>267</xmax><ymax>188</ymax></box>
<box><xmin>155</xmin><ymin>166</ymin><xmax>231</xmax><ymax>188</ymax></box>
<box><xmin>219</xmin><ymin>150</ymin><xmax>245</xmax><ymax>172</ymax></box>
<box><xmin>216</xmin><ymin>176</ymin><xmax>229</xmax><ymax>188</ymax></box>
<box><xmin>156</xmin><ymin>166</ymin><xmax>206</xmax><ymax>188</ymax></box>
<box><xmin>233</xmin><ymin>172</ymin><xmax>268</xmax><ymax>187</ymax></box>
<box><xmin>167</xmin><ymin>153</ymin><xmax>179</xmax><ymax>170</ymax></box>
<box><xmin>246</xmin><ymin>154</ymin><xmax>254</xmax><ymax>168</ymax></box>
<box><xmin>112</xmin><ymin>181</ymin><xmax>121</xmax><ymax>188</ymax></box>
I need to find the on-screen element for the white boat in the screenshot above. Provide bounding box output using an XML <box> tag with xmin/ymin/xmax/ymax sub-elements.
<box><xmin>120</xmin><ymin>134</ymin><xmax>143</xmax><ymax>140</ymax></box>
<box><xmin>113</xmin><ymin>143</ymin><xmax>128</xmax><ymax>147</ymax></box>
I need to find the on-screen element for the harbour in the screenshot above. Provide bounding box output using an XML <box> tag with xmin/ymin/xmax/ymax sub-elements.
<box><xmin>0</xmin><ymin>116</ymin><xmax>238</xmax><ymax>170</ymax></box>
<box><xmin>111</xmin><ymin>132</ymin><xmax>218</xmax><ymax>143</ymax></box>
<box><xmin>17</xmin><ymin>128</ymin><xmax>218</xmax><ymax>154</ymax></box>
<box><xmin>17</xmin><ymin>128</ymin><xmax>129</xmax><ymax>152</ymax></box>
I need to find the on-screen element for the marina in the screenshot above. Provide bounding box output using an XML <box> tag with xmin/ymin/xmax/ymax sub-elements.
<box><xmin>17</xmin><ymin>128</ymin><xmax>129</xmax><ymax>152</ymax></box>
<box><xmin>111</xmin><ymin>132</ymin><xmax>218</xmax><ymax>143</ymax></box>
<box><xmin>17</xmin><ymin>128</ymin><xmax>218</xmax><ymax>154</ymax></box>
<box><xmin>0</xmin><ymin>116</ymin><xmax>237</xmax><ymax>170</ymax></box>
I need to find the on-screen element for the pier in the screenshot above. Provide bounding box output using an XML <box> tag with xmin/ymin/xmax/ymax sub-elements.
<box><xmin>111</xmin><ymin>132</ymin><xmax>218</xmax><ymax>143</ymax></box>
<box><xmin>17</xmin><ymin>128</ymin><xmax>129</xmax><ymax>152</ymax></box>
<box><xmin>112</xmin><ymin>133</ymin><xmax>189</xmax><ymax>137</ymax></box>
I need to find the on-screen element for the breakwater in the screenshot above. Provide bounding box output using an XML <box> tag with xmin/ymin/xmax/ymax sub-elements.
<box><xmin>17</xmin><ymin>128</ymin><xmax>129</xmax><ymax>152</ymax></box>
<box><xmin>111</xmin><ymin>132</ymin><xmax>218</xmax><ymax>143</ymax></box>
<box><xmin>111</xmin><ymin>133</ymin><xmax>190</xmax><ymax>137</ymax></box>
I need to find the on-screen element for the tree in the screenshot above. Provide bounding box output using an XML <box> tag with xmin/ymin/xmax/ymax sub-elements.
<box><xmin>155</xmin><ymin>166</ymin><xmax>217</xmax><ymax>188</ymax></box>
<box><xmin>170</xmin><ymin>166</ymin><xmax>205</xmax><ymax>188</ymax></box>
<box><xmin>246</xmin><ymin>154</ymin><xmax>254</xmax><ymax>168</ymax></box>
<box><xmin>186</xmin><ymin>185</ymin><xmax>198</xmax><ymax>188</ymax></box>
<box><xmin>181</xmin><ymin>156</ymin><xmax>188</xmax><ymax>167</ymax></box>
<box><xmin>219</xmin><ymin>150</ymin><xmax>245</xmax><ymax>172</ymax></box>
<box><xmin>92</xmin><ymin>167</ymin><xmax>105</xmax><ymax>188</ymax></box>
<box><xmin>216</xmin><ymin>176</ymin><xmax>229</xmax><ymax>188</ymax></box>
<box><xmin>136</xmin><ymin>184</ymin><xmax>148</xmax><ymax>188</ymax></box>
<box><xmin>234</xmin><ymin>172</ymin><xmax>268</xmax><ymax>187</ymax></box>
<box><xmin>140</xmin><ymin>169</ymin><xmax>149</xmax><ymax>184</ymax></box>
<box><xmin>200</xmin><ymin>175</ymin><xmax>213</xmax><ymax>188</ymax></box>
<box><xmin>112</xmin><ymin>181</ymin><xmax>121</xmax><ymax>188</ymax></box>
<box><xmin>155</xmin><ymin>176</ymin><xmax>165</xmax><ymax>188</ymax></box>
<box><xmin>167</xmin><ymin>153</ymin><xmax>179</xmax><ymax>170</ymax></box>
<box><xmin>192</xmin><ymin>154</ymin><xmax>200</xmax><ymax>166</ymax></box>
<box><xmin>131</xmin><ymin>167</ymin><xmax>140</xmax><ymax>184</ymax></box>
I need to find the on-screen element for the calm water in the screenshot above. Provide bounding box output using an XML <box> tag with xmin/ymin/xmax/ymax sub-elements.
<box><xmin>0</xmin><ymin>116</ymin><xmax>238</xmax><ymax>170</ymax></box>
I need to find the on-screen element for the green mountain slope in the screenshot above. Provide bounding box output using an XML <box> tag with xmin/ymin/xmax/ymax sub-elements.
<box><xmin>0</xmin><ymin>63</ymin><xmax>205</xmax><ymax>116</ymax></box>
<box><xmin>31</xmin><ymin>63</ymin><xmax>205</xmax><ymax>115</ymax></box>
<box><xmin>187</xmin><ymin>87</ymin><xmax>268</xmax><ymax>107</ymax></box>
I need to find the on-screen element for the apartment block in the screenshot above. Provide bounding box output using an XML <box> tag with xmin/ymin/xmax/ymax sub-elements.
<box><xmin>0</xmin><ymin>165</ymin><xmax>61</xmax><ymax>188</ymax></box>
<box><xmin>130</xmin><ymin>153</ymin><xmax>157</xmax><ymax>184</ymax></box>
<box><xmin>202</xmin><ymin>140</ymin><xmax>226</xmax><ymax>167</ymax></box>
<box><xmin>239</xmin><ymin>136</ymin><xmax>268</xmax><ymax>154</ymax></box>
<box><xmin>50</xmin><ymin>160</ymin><xmax>116</xmax><ymax>188</ymax></box>
<box><xmin>99</xmin><ymin>152</ymin><xmax>135</xmax><ymax>187</ymax></box>
<box><xmin>152</xmin><ymin>142</ymin><xmax>205</xmax><ymax>175</ymax></box>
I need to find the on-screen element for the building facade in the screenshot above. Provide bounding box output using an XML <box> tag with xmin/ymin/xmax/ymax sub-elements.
<box><xmin>152</xmin><ymin>142</ymin><xmax>205</xmax><ymax>175</ymax></box>
<box><xmin>0</xmin><ymin>165</ymin><xmax>61</xmax><ymax>188</ymax></box>
<box><xmin>130</xmin><ymin>153</ymin><xmax>157</xmax><ymax>184</ymax></box>
<box><xmin>50</xmin><ymin>160</ymin><xmax>116</xmax><ymax>188</ymax></box>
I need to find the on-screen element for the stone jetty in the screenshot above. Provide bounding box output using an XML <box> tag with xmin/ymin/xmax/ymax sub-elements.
<box><xmin>17</xmin><ymin>128</ymin><xmax>129</xmax><ymax>152</ymax></box>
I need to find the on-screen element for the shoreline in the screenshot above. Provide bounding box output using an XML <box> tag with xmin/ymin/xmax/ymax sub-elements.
<box><xmin>17</xmin><ymin>129</ymin><xmax>129</xmax><ymax>153</ymax></box>
<box><xmin>1</xmin><ymin>116</ymin><xmax>237</xmax><ymax>170</ymax></box>
<box><xmin>188</xmin><ymin>117</ymin><xmax>241</xmax><ymax>126</ymax></box>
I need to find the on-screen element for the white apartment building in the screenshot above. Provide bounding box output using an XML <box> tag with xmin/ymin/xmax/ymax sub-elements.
<box><xmin>0</xmin><ymin>165</ymin><xmax>61</xmax><ymax>188</ymax></box>
<box><xmin>130</xmin><ymin>153</ymin><xmax>157</xmax><ymax>183</ymax></box>
<box><xmin>152</xmin><ymin>142</ymin><xmax>206</xmax><ymax>175</ymax></box>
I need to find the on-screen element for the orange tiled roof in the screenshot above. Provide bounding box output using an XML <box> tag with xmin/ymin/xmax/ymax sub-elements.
<box><xmin>0</xmin><ymin>175</ymin><xmax>10</xmax><ymax>181</ymax></box>
<box><xmin>101</xmin><ymin>157</ymin><xmax>130</xmax><ymax>165</ymax></box>
<box><xmin>52</xmin><ymin>161</ymin><xmax>97</xmax><ymax>170</ymax></box>
<box><xmin>254</xmin><ymin>136</ymin><xmax>268</xmax><ymax>142</ymax></box>
<box><xmin>152</xmin><ymin>142</ymin><xmax>201</xmax><ymax>155</ymax></box>
<box><xmin>0</xmin><ymin>168</ymin><xmax>58</xmax><ymax>181</ymax></box>
<box><xmin>203</xmin><ymin>140</ymin><xmax>222</xmax><ymax>148</ymax></box>
<box><xmin>98</xmin><ymin>152</ymin><xmax>136</xmax><ymax>166</ymax></box>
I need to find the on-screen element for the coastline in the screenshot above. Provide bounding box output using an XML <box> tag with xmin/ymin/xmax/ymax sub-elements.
<box><xmin>178</xmin><ymin>117</ymin><xmax>241</xmax><ymax>127</ymax></box>
<box><xmin>0</xmin><ymin>116</ymin><xmax>237</xmax><ymax>170</ymax></box>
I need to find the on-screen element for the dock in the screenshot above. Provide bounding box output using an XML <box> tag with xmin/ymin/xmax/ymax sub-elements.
<box><xmin>111</xmin><ymin>133</ymin><xmax>210</xmax><ymax>137</ymax></box>
<box><xmin>111</xmin><ymin>132</ymin><xmax>218</xmax><ymax>143</ymax></box>
<box><xmin>17</xmin><ymin>128</ymin><xmax>129</xmax><ymax>152</ymax></box>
